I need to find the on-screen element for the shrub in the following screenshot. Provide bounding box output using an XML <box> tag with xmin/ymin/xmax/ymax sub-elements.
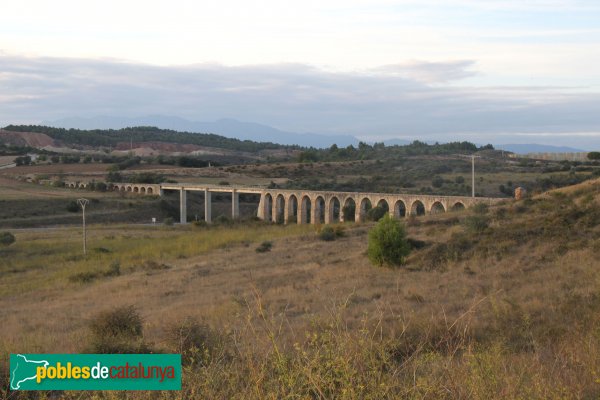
<box><xmin>167</xmin><ymin>318</ymin><xmax>224</xmax><ymax>366</ymax></box>
<box><xmin>214</xmin><ymin>215</ymin><xmax>232</xmax><ymax>225</ymax></box>
<box><xmin>432</xmin><ymin>175</ymin><xmax>444</xmax><ymax>188</ymax></box>
<box><xmin>472</xmin><ymin>203</ymin><xmax>489</xmax><ymax>215</ymax></box>
<box><xmin>104</xmin><ymin>261</ymin><xmax>121</xmax><ymax>277</ymax></box>
<box><xmin>87</xmin><ymin>306</ymin><xmax>150</xmax><ymax>353</ymax></box>
<box><xmin>463</xmin><ymin>215</ymin><xmax>489</xmax><ymax>234</ymax></box>
<box><xmin>367</xmin><ymin>206</ymin><xmax>388</xmax><ymax>221</ymax></box>
<box><xmin>193</xmin><ymin>220</ymin><xmax>208</xmax><ymax>228</ymax></box>
<box><xmin>256</xmin><ymin>241</ymin><xmax>272</xmax><ymax>253</ymax></box>
<box><xmin>164</xmin><ymin>217</ymin><xmax>174</xmax><ymax>226</ymax></box>
<box><xmin>0</xmin><ymin>232</ymin><xmax>15</xmax><ymax>246</ymax></box>
<box><xmin>367</xmin><ymin>215</ymin><xmax>411</xmax><ymax>267</ymax></box>
<box><xmin>407</xmin><ymin>237</ymin><xmax>427</xmax><ymax>250</ymax></box>
<box><xmin>334</xmin><ymin>225</ymin><xmax>346</xmax><ymax>237</ymax></box>
<box><xmin>319</xmin><ymin>226</ymin><xmax>336</xmax><ymax>241</ymax></box>
<box><xmin>66</xmin><ymin>200</ymin><xmax>79</xmax><ymax>212</ymax></box>
<box><xmin>69</xmin><ymin>271</ymin><xmax>99</xmax><ymax>283</ymax></box>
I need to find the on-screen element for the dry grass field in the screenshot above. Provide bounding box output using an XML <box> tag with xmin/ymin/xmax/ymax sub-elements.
<box><xmin>2</xmin><ymin>178</ymin><xmax>600</xmax><ymax>398</ymax></box>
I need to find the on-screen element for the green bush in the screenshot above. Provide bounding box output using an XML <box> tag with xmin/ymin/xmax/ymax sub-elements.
<box><xmin>0</xmin><ymin>232</ymin><xmax>15</xmax><ymax>246</ymax></box>
<box><xmin>366</xmin><ymin>205</ymin><xmax>388</xmax><ymax>221</ymax></box>
<box><xmin>367</xmin><ymin>215</ymin><xmax>411</xmax><ymax>267</ymax></box>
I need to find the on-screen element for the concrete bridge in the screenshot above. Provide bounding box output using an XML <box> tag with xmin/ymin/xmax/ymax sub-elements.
<box><xmin>106</xmin><ymin>182</ymin><xmax>504</xmax><ymax>224</ymax></box>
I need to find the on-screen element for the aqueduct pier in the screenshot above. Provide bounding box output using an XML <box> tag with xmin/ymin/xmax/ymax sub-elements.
<box><xmin>104</xmin><ymin>182</ymin><xmax>505</xmax><ymax>224</ymax></box>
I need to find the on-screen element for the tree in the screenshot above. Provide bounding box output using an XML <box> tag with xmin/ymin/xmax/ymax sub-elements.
<box><xmin>367</xmin><ymin>215</ymin><xmax>411</xmax><ymax>267</ymax></box>
<box><xmin>15</xmin><ymin>156</ymin><xmax>32</xmax><ymax>166</ymax></box>
<box><xmin>587</xmin><ymin>152</ymin><xmax>600</xmax><ymax>160</ymax></box>
<box><xmin>432</xmin><ymin>176</ymin><xmax>444</xmax><ymax>188</ymax></box>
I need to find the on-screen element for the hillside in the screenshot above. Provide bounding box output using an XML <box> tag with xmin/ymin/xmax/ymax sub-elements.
<box><xmin>1</xmin><ymin>178</ymin><xmax>600</xmax><ymax>398</ymax></box>
<box><xmin>2</xmin><ymin>125</ymin><xmax>293</xmax><ymax>153</ymax></box>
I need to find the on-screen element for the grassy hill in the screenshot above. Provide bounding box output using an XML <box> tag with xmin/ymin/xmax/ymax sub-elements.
<box><xmin>1</xmin><ymin>178</ymin><xmax>600</xmax><ymax>398</ymax></box>
<box><xmin>3</xmin><ymin>125</ymin><xmax>292</xmax><ymax>153</ymax></box>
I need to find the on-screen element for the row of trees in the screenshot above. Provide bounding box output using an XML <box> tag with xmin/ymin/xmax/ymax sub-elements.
<box><xmin>297</xmin><ymin>141</ymin><xmax>493</xmax><ymax>163</ymax></box>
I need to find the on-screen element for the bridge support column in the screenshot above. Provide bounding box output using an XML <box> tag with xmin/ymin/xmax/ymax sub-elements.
<box><xmin>232</xmin><ymin>189</ymin><xmax>239</xmax><ymax>220</ymax></box>
<box><xmin>159</xmin><ymin>188</ymin><xmax>164</xmax><ymax>196</ymax></box>
<box><xmin>257</xmin><ymin>194</ymin><xmax>265</xmax><ymax>220</ymax></box>
<box><xmin>272</xmin><ymin>199</ymin><xmax>278</xmax><ymax>223</ymax></box>
<box><xmin>179</xmin><ymin>189</ymin><xmax>187</xmax><ymax>224</ymax></box>
<box><xmin>354</xmin><ymin>205</ymin><xmax>361</xmax><ymax>223</ymax></box>
<box><xmin>205</xmin><ymin>189</ymin><xmax>212</xmax><ymax>223</ymax></box>
<box><xmin>324</xmin><ymin>201</ymin><xmax>331</xmax><ymax>224</ymax></box>
<box><xmin>310</xmin><ymin>198</ymin><xmax>317</xmax><ymax>225</ymax></box>
<box><xmin>283</xmin><ymin>199</ymin><xmax>290</xmax><ymax>224</ymax></box>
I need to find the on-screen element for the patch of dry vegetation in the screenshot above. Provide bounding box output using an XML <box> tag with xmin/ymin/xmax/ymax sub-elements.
<box><xmin>2</xmin><ymin>180</ymin><xmax>600</xmax><ymax>398</ymax></box>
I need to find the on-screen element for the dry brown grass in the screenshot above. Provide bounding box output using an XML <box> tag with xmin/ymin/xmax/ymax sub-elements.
<box><xmin>2</xmin><ymin>180</ymin><xmax>600</xmax><ymax>398</ymax></box>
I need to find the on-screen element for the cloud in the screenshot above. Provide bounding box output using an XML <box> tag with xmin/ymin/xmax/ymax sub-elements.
<box><xmin>1</xmin><ymin>53</ymin><xmax>600</xmax><ymax>147</ymax></box>
<box><xmin>371</xmin><ymin>60</ymin><xmax>478</xmax><ymax>83</ymax></box>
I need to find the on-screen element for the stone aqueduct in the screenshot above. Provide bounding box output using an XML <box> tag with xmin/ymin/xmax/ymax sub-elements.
<box><xmin>74</xmin><ymin>181</ymin><xmax>505</xmax><ymax>224</ymax></box>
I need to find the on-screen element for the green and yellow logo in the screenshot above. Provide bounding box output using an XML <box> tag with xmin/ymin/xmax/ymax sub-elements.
<box><xmin>10</xmin><ymin>354</ymin><xmax>181</xmax><ymax>390</ymax></box>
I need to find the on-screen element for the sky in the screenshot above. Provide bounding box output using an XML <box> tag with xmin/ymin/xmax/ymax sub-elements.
<box><xmin>1</xmin><ymin>0</ymin><xmax>600</xmax><ymax>148</ymax></box>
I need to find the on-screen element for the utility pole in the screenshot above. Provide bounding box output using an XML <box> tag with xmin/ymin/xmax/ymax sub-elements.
<box><xmin>472</xmin><ymin>155</ymin><xmax>475</xmax><ymax>198</ymax></box>
<box><xmin>78</xmin><ymin>198</ymin><xmax>89</xmax><ymax>255</ymax></box>
<box><xmin>456</xmin><ymin>154</ymin><xmax>481</xmax><ymax>197</ymax></box>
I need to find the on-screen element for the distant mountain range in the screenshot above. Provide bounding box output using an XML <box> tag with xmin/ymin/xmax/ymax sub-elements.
<box><xmin>495</xmin><ymin>144</ymin><xmax>585</xmax><ymax>154</ymax></box>
<box><xmin>41</xmin><ymin>115</ymin><xmax>587</xmax><ymax>154</ymax></box>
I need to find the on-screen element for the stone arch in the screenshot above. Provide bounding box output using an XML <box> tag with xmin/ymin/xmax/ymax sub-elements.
<box><xmin>342</xmin><ymin>197</ymin><xmax>356</xmax><ymax>222</ymax></box>
<box><xmin>431</xmin><ymin>201</ymin><xmax>445</xmax><ymax>214</ymax></box>
<box><xmin>147</xmin><ymin>187</ymin><xmax>153</xmax><ymax>195</ymax></box>
<box><xmin>263</xmin><ymin>193</ymin><xmax>273</xmax><ymax>222</ymax></box>
<box><xmin>328</xmin><ymin>196</ymin><xmax>341</xmax><ymax>223</ymax></box>
<box><xmin>127</xmin><ymin>186</ymin><xmax>132</xmax><ymax>192</ymax></box>
<box><xmin>358</xmin><ymin>197</ymin><xmax>372</xmax><ymax>222</ymax></box>
<box><xmin>299</xmin><ymin>195</ymin><xmax>311</xmax><ymax>224</ymax></box>
<box><xmin>287</xmin><ymin>194</ymin><xmax>298</xmax><ymax>223</ymax></box>
<box><xmin>394</xmin><ymin>199</ymin><xmax>407</xmax><ymax>218</ymax></box>
<box><xmin>133</xmin><ymin>187</ymin><xmax>139</xmax><ymax>193</ymax></box>
<box><xmin>314</xmin><ymin>196</ymin><xmax>325</xmax><ymax>224</ymax></box>
<box><xmin>275</xmin><ymin>194</ymin><xmax>285</xmax><ymax>223</ymax></box>
<box><xmin>120</xmin><ymin>186</ymin><xmax>126</xmax><ymax>192</ymax></box>
<box><xmin>410</xmin><ymin>200</ymin><xmax>425</xmax><ymax>216</ymax></box>
<box><xmin>450</xmin><ymin>201</ymin><xmax>466</xmax><ymax>212</ymax></box>
<box><xmin>140</xmin><ymin>187</ymin><xmax>146</xmax><ymax>194</ymax></box>
<box><xmin>376</xmin><ymin>199</ymin><xmax>390</xmax><ymax>212</ymax></box>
